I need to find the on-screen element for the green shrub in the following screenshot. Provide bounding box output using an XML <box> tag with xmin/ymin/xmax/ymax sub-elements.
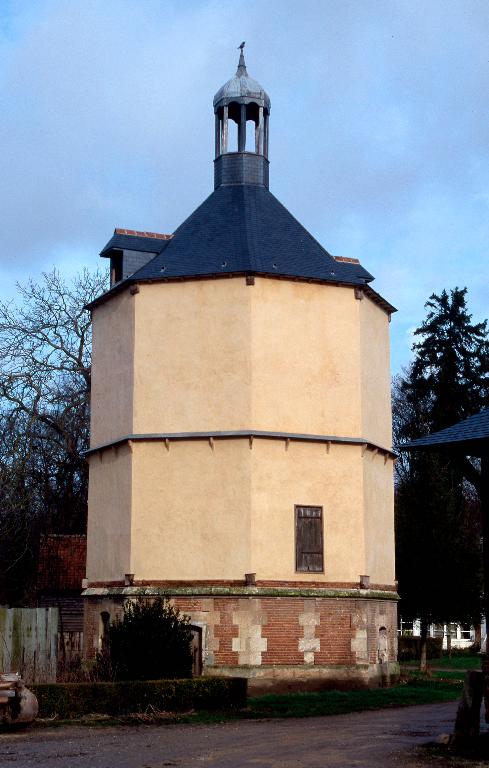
<box><xmin>96</xmin><ymin>597</ymin><xmax>192</xmax><ymax>681</ymax></box>
<box><xmin>398</xmin><ymin>636</ymin><xmax>443</xmax><ymax>661</ymax></box>
<box><xmin>31</xmin><ymin>677</ymin><xmax>247</xmax><ymax>718</ymax></box>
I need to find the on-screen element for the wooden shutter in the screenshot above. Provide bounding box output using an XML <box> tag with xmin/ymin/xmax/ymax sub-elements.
<box><xmin>295</xmin><ymin>506</ymin><xmax>323</xmax><ymax>572</ymax></box>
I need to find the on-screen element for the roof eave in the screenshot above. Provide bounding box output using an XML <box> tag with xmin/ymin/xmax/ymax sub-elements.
<box><xmin>85</xmin><ymin>278</ymin><xmax>134</xmax><ymax>311</ymax></box>
<box><xmin>400</xmin><ymin>438</ymin><xmax>487</xmax><ymax>458</ymax></box>
<box><xmin>86</xmin><ymin>272</ymin><xmax>396</xmax><ymax>313</ymax></box>
<box><xmin>362</xmin><ymin>285</ymin><xmax>397</xmax><ymax>315</ymax></box>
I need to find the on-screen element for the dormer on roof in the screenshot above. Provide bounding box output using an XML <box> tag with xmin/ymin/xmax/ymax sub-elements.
<box><xmin>100</xmin><ymin>229</ymin><xmax>172</xmax><ymax>287</ymax></box>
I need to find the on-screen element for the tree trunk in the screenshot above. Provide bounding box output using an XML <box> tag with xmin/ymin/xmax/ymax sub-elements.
<box><xmin>446</xmin><ymin>627</ymin><xmax>452</xmax><ymax>657</ymax></box>
<box><xmin>475</xmin><ymin>623</ymin><xmax>481</xmax><ymax>650</ymax></box>
<box><xmin>419</xmin><ymin>616</ymin><xmax>428</xmax><ymax>673</ymax></box>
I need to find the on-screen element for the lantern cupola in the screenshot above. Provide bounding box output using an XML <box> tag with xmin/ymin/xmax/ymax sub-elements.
<box><xmin>213</xmin><ymin>43</ymin><xmax>270</xmax><ymax>189</ymax></box>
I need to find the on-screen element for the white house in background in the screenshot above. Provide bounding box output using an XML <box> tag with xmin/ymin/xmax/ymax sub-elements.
<box><xmin>398</xmin><ymin>618</ymin><xmax>484</xmax><ymax>650</ymax></box>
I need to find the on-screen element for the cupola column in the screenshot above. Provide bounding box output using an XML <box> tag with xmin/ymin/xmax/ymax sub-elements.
<box><xmin>256</xmin><ymin>105</ymin><xmax>264</xmax><ymax>155</ymax></box>
<box><xmin>239</xmin><ymin>104</ymin><xmax>247</xmax><ymax>151</ymax></box>
<box><xmin>215</xmin><ymin>113</ymin><xmax>220</xmax><ymax>158</ymax></box>
<box><xmin>221</xmin><ymin>105</ymin><xmax>229</xmax><ymax>154</ymax></box>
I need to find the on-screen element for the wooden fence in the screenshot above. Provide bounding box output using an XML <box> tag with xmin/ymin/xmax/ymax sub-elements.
<box><xmin>0</xmin><ymin>607</ymin><xmax>58</xmax><ymax>683</ymax></box>
<box><xmin>57</xmin><ymin>630</ymin><xmax>84</xmax><ymax>679</ymax></box>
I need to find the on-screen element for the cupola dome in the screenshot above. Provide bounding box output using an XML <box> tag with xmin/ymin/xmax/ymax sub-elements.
<box><xmin>213</xmin><ymin>46</ymin><xmax>271</xmax><ymax>111</ymax></box>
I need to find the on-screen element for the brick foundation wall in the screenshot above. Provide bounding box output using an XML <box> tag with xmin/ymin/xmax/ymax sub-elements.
<box><xmin>83</xmin><ymin>591</ymin><xmax>398</xmax><ymax>687</ymax></box>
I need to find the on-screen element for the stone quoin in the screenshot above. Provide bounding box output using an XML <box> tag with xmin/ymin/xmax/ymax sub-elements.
<box><xmin>83</xmin><ymin>45</ymin><xmax>399</xmax><ymax>691</ymax></box>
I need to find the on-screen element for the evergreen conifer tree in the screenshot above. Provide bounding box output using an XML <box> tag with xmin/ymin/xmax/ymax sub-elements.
<box><xmin>394</xmin><ymin>288</ymin><xmax>489</xmax><ymax>667</ymax></box>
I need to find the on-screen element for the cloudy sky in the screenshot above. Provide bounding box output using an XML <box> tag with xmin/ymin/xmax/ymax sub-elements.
<box><xmin>0</xmin><ymin>0</ymin><xmax>488</xmax><ymax>372</ymax></box>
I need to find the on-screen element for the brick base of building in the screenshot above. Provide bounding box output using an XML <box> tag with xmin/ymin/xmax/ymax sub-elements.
<box><xmin>206</xmin><ymin>663</ymin><xmax>400</xmax><ymax>694</ymax></box>
<box><xmin>83</xmin><ymin>585</ymin><xmax>399</xmax><ymax>691</ymax></box>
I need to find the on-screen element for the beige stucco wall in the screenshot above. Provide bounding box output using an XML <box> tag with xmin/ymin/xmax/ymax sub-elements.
<box><xmin>90</xmin><ymin>291</ymin><xmax>135</xmax><ymax>446</ymax></box>
<box><xmin>359</xmin><ymin>295</ymin><xmax>392</xmax><ymax>448</ymax></box>
<box><xmin>91</xmin><ymin>277</ymin><xmax>392</xmax><ymax>446</ymax></box>
<box><xmin>126</xmin><ymin>277</ymin><xmax>371</xmax><ymax>438</ymax></box>
<box><xmin>250</xmin><ymin>440</ymin><xmax>365</xmax><ymax>582</ymax></box>
<box><xmin>250</xmin><ymin>279</ymin><xmax>362</xmax><ymax>436</ymax></box>
<box><xmin>97</xmin><ymin>439</ymin><xmax>391</xmax><ymax>585</ymax></box>
<box><xmin>363</xmin><ymin>451</ymin><xmax>396</xmax><ymax>584</ymax></box>
<box><xmin>87</xmin><ymin>276</ymin><xmax>395</xmax><ymax>588</ymax></box>
<box><xmin>132</xmin><ymin>280</ymin><xmax>252</xmax><ymax>433</ymax></box>
<box><xmin>130</xmin><ymin>440</ymin><xmax>251</xmax><ymax>579</ymax></box>
<box><xmin>86</xmin><ymin>446</ymin><xmax>132</xmax><ymax>582</ymax></box>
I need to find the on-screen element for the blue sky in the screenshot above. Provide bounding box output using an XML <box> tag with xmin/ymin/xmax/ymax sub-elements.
<box><xmin>0</xmin><ymin>0</ymin><xmax>488</xmax><ymax>373</ymax></box>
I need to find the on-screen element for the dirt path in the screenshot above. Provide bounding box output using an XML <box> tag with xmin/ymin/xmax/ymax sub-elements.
<box><xmin>0</xmin><ymin>701</ymin><xmax>475</xmax><ymax>768</ymax></box>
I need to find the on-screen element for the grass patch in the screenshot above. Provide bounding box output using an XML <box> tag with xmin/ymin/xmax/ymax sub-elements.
<box><xmin>404</xmin><ymin>669</ymin><xmax>467</xmax><ymax>683</ymax></box>
<box><xmin>432</xmin><ymin>655</ymin><xmax>480</xmax><ymax>670</ymax></box>
<box><xmin>243</xmin><ymin>680</ymin><xmax>461</xmax><ymax>720</ymax></box>
<box><xmin>403</xmin><ymin>655</ymin><xmax>480</xmax><ymax>671</ymax></box>
<box><xmin>431</xmin><ymin>671</ymin><xmax>468</xmax><ymax>682</ymax></box>
<box><xmin>163</xmin><ymin>680</ymin><xmax>462</xmax><ymax>725</ymax></box>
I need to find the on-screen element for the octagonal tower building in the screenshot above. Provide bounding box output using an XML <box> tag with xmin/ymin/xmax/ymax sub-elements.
<box><xmin>84</xmin><ymin>49</ymin><xmax>398</xmax><ymax>690</ymax></box>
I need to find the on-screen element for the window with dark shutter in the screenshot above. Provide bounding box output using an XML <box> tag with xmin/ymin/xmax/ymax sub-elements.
<box><xmin>295</xmin><ymin>505</ymin><xmax>324</xmax><ymax>572</ymax></box>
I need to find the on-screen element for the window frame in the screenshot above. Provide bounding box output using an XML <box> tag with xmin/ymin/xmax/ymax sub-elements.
<box><xmin>294</xmin><ymin>504</ymin><xmax>324</xmax><ymax>574</ymax></box>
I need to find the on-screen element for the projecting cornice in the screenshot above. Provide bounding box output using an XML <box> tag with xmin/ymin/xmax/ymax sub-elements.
<box><xmin>84</xmin><ymin>429</ymin><xmax>396</xmax><ymax>460</ymax></box>
<box><xmin>82</xmin><ymin>584</ymin><xmax>399</xmax><ymax>601</ymax></box>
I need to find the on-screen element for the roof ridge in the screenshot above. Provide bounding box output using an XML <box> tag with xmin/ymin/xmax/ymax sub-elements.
<box><xmin>114</xmin><ymin>228</ymin><xmax>172</xmax><ymax>240</ymax></box>
<box><xmin>335</xmin><ymin>256</ymin><xmax>360</xmax><ymax>264</ymax></box>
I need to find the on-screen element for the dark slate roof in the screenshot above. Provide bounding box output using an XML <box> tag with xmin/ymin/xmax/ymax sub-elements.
<box><xmin>100</xmin><ymin>233</ymin><xmax>171</xmax><ymax>256</ymax></box>
<box><xmin>401</xmin><ymin>408</ymin><xmax>489</xmax><ymax>456</ymax></box>
<box><xmin>129</xmin><ymin>184</ymin><xmax>373</xmax><ymax>285</ymax></box>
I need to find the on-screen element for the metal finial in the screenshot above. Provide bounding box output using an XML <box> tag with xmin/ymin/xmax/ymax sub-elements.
<box><xmin>236</xmin><ymin>41</ymin><xmax>247</xmax><ymax>77</ymax></box>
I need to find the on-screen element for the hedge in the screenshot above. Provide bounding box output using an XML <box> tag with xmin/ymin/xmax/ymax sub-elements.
<box><xmin>31</xmin><ymin>677</ymin><xmax>247</xmax><ymax>718</ymax></box>
<box><xmin>398</xmin><ymin>636</ymin><xmax>443</xmax><ymax>661</ymax></box>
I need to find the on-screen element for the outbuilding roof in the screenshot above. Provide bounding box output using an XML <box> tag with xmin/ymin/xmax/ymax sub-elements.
<box><xmin>401</xmin><ymin>408</ymin><xmax>489</xmax><ymax>457</ymax></box>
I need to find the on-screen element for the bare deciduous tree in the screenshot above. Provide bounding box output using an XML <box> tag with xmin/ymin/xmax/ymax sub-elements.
<box><xmin>0</xmin><ymin>268</ymin><xmax>107</xmax><ymax>604</ymax></box>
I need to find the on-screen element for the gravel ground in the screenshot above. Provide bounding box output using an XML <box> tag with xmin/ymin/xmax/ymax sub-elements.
<box><xmin>0</xmin><ymin>701</ymin><xmax>481</xmax><ymax>768</ymax></box>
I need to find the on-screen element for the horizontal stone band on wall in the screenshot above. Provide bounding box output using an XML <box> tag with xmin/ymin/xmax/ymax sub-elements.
<box><xmin>82</xmin><ymin>585</ymin><xmax>399</xmax><ymax>601</ymax></box>
<box><xmin>84</xmin><ymin>429</ymin><xmax>396</xmax><ymax>460</ymax></box>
